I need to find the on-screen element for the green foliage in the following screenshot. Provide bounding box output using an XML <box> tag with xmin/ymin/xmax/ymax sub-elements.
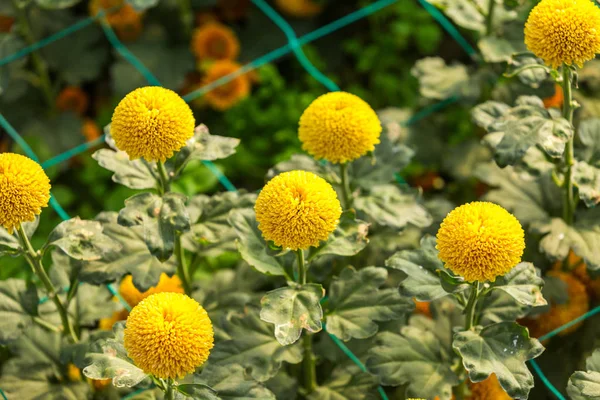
<box><xmin>568</xmin><ymin>349</ymin><xmax>600</xmax><ymax>400</ymax></box>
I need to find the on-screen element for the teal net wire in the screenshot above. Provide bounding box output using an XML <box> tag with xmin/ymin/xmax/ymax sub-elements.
<box><xmin>0</xmin><ymin>0</ymin><xmax>590</xmax><ymax>399</ymax></box>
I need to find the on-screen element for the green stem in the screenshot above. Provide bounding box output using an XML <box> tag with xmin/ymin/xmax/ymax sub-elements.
<box><xmin>464</xmin><ymin>283</ymin><xmax>480</xmax><ymax>331</ymax></box>
<box><xmin>164</xmin><ymin>379</ymin><xmax>175</xmax><ymax>400</ymax></box>
<box><xmin>485</xmin><ymin>0</ymin><xmax>496</xmax><ymax>36</ymax></box>
<box><xmin>17</xmin><ymin>225</ymin><xmax>79</xmax><ymax>343</ymax></box>
<box><xmin>297</xmin><ymin>249</ymin><xmax>306</xmax><ymax>285</ymax></box>
<box><xmin>339</xmin><ymin>163</ymin><xmax>352</xmax><ymax>210</ymax></box>
<box><xmin>303</xmin><ymin>334</ymin><xmax>317</xmax><ymax>394</ymax></box>
<box><xmin>13</xmin><ymin>1</ymin><xmax>54</xmax><ymax>110</ymax></box>
<box><xmin>561</xmin><ymin>65</ymin><xmax>575</xmax><ymax>225</ymax></box>
<box><xmin>175</xmin><ymin>235</ymin><xmax>192</xmax><ymax>295</ymax></box>
<box><xmin>157</xmin><ymin>161</ymin><xmax>171</xmax><ymax>195</ymax></box>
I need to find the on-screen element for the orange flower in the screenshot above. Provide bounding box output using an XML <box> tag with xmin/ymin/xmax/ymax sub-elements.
<box><xmin>555</xmin><ymin>250</ymin><xmax>600</xmax><ymax>300</ymax></box>
<box><xmin>191</xmin><ymin>22</ymin><xmax>240</xmax><ymax>61</ymax></box>
<box><xmin>89</xmin><ymin>0</ymin><xmax>143</xmax><ymax>41</ymax></box>
<box><xmin>0</xmin><ymin>15</ymin><xmax>14</xmax><ymax>33</ymax></box>
<box><xmin>67</xmin><ymin>364</ymin><xmax>81</xmax><ymax>382</ymax></box>
<box><xmin>274</xmin><ymin>0</ymin><xmax>322</xmax><ymax>18</ymax></box>
<box><xmin>202</xmin><ymin>60</ymin><xmax>250</xmax><ymax>110</ymax></box>
<box><xmin>81</xmin><ymin>119</ymin><xmax>102</xmax><ymax>142</ymax></box>
<box><xmin>414</xmin><ymin>299</ymin><xmax>432</xmax><ymax>318</ymax></box>
<box><xmin>90</xmin><ymin>378</ymin><xmax>112</xmax><ymax>391</ymax></box>
<box><xmin>56</xmin><ymin>87</ymin><xmax>89</xmax><ymax>116</ymax></box>
<box><xmin>468</xmin><ymin>374</ymin><xmax>511</xmax><ymax>400</ymax></box>
<box><xmin>521</xmin><ymin>270</ymin><xmax>589</xmax><ymax>339</ymax></box>
<box><xmin>543</xmin><ymin>84</ymin><xmax>564</xmax><ymax>109</ymax></box>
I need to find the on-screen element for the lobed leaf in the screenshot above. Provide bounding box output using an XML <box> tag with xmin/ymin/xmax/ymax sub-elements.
<box><xmin>195</xmin><ymin>363</ymin><xmax>276</xmax><ymax>400</ymax></box>
<box><xmin>568</xmin><ymin>349</ymin><xmax>600</xmax><ymax>400</ymax></box>
<box><xmin>573</xmin><ymin>161</ymin><xmax>600</xmax><ymax>207</ymax></box>
<box><xmin>0</xmin><ymin>279</ymin><xmax>39</xmax><ymax>344</ymax></box>
<box><xmin>92</xmin><ymin>141</ymin><xmax>158</xmax><ymax>190</ymax></box>
<box><xmin>308</xmin><ymin>211</ymin><xmax>369</xmax><ymax>262</ymax></box>
<box><xmin>307</xmin><ymin>365</ymin><xmax>379</xmax><ymax>400</ymax></box>
<box><xmin>491</xmin><ymin>262</ymin><xmax>546</xmax><ymax>308</ymax></box>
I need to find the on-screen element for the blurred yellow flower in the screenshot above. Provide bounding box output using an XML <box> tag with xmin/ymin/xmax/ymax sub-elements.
<box><xmin>111</xmin><ymin>86</ymin><xmax>195</xmax><ymax>162</ymax></box>
<box><xmin>98</xmin><ymin>309</ymin><xmax>128</xmax><ymax>331</ymax></box>
<box><xmin>275</xmin><ymin>0</ymin><xmax>322</xmax><ymax>18</ymax></box>
<box><xmin>82</xmin><ymin>119</ymin><xmax>102</xmax><ymax>143</ymax></box>
<box><xmin>124</xmin><ymin>292</ymin><xmax>214</xmax><ymax>379</ymax></box>
<box><xmin>0</xmin><ymin>153</ymin><xmax>51</xmax><ymax>233</ymax></box>
<box><xmin>299</xmin><ymin>92</ymin><xmax>382</xmax><ymax>164</ymax></box>
<box><xmin>56</xmin><ymin>87</ymin><xmax>89</xmax><ymax>116</ymax></box>
<box><xmin>525</xmin><ymin>0</ymin><xmax>600</xmax><ymax>68</ymax></box>
<box><xmin>203</xmin><ymin>60</ymin><xmax>250</xmax><ymax>111</ymax></box>
<box><xmin>119</xmin><ymin>273</ymin><xmax>184</xmax><ymax>307</ymax></box>
<box><xmin>255</xmin><ymin>170</ymin><xmax>342</xmax><ymax>250</ymax></box>
<box><xmin>67</xmin><ymin>364</ymin><xmax>81</xmax><ymax>382</ymax></box>
<box><xmin>436</xmin><ymin>202</ymin><xmax>525</xmax><ymax>282</ymax></box>
<box><xmin>89</xmin><ymin>0</ymin><xmax>143</xmax><ymax>41</ymax></box>
<box><xmin>468</xmin><ymin>374</ymin><xmax>510</xmax><ymax>400</ymax></box>
<box><xmin>90</xmin><ymin>378</ymin><xmax>112</xmax><ymax>391</ymax></box>
<box><xmin>192</xmin><ymin>22</ymin><xmax>240</xmax><ymax>61</ymax></box>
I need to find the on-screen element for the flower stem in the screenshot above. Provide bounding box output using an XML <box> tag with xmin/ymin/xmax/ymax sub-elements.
<box><xmin>561</xmin><ymin>65</ymin><xmax>576</xmax><ymax>225</ymax></box>
<box><xmin>17</xmin><ymin>224</ymin><xmax>79</xmax><ymax>343</ymax></box>
<box><xmin>485</xmin><ymin>0</ymin><xmax>496</xmax><ymax>36</ymax></box>
<box><xmin>164</xmin><ymin>379</ymin><xmax>175</xmax><ymax>400</ymax></box>
<box><xmin>339</xmin><ymin>163</ymin><xmax>352</xmax><ymax>210</ymax></box>
<box><xmin>175</xmin><ymin>234</ymin><xmax>192</xmax><ymax>295</ymax></box>
<box><xmin>303</xmin><ymin>333</ymin><xmax>317</xmax><ymax>394</ymax></box>
<box><xmin>13</xmin><ymin>1</ymin><xmax>55</xmax><ymax>110</ymax></box>
<box><xmin>157</xmin><ymin>161</ymin><xmax>171</xmax><ymax>195</ymax></box>
<box><xmin>297</xmin><ymin>249</ymin><xmax>306</xmax><ymax>285</ymax></box>
<box><xmin>464</xmin><ymin>282</ymin><xmax>480</xmax><ymax>331</ymax></box>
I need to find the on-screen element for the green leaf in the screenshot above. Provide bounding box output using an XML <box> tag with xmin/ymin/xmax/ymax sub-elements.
<box><xmin>491</xmin><ymin>262</ymin><xmax>546</xmax><ymax>307</ymax></box>
<box><xmin>429</xmin><ymin>0</ymin><xmax>485</xmax><ymax>32</ymax></box>
<box><xmin>478</xmin><ymin>37</ymin><xmax>520</xmax><ymax>63</ymax></box>
<box><xmin>79</xmin><ymin>212</ymin><xmax>176</xmax><ymax>292</ymax></box>
<box><xmin>0</xmin><ymin>279</ymin><xmax>39</xmax><ymax>344</ymax></box>
<box><xmin>229</xmin><ymin>209</ymin><xmax>291</xmax><ymax>278</ymax></box>
<box><xmin>183</xmin><ymin>191</ymin><xmax>256</xmax><ymax>258</ymax></box>
<box><xmin>118</xmin><ymin>192</ymin><xmax>191</xmax><ymax>262</ymax></box>
<box><xmin>576</xmin><ymin>118</ymin><xmax>600</xmax><ymax>165</ymax></box>
<box><xmin>195</xmin><ymin>363</ymin><xmax>276</xmax><ymax>399</ymax></box>
<box><xmin>354</xmin><ymin>185</ymin><xmax>432</xmax><ymax>230</ymax></box>
<box><xmin>411</xmin><ymin>57</ymin><xmax>471</xmax><ymax>100</ymax></box>
<box><xmin>83</xmin><ymin>322</ymin><xmax>148</xmax><ymax>388</ymax></box>
<box><xmin>573</xmin><ymin>161</ymin><xmax>600</xmax><ymax>207</ymax></box>
<box><xmin>170</xmin><ymin>124</ymin><xmax>240</xmax><ymax>175</ymax></box>
<box><xmin>175</xmin><ymin>383</ymin><xmax>219</xmax><ymax>400</ymax></box>
<box><xmin>505</xmin><ymin>53</ymin><xmax>549</xmax><ymax>88</ymax></box>
<box><xmin>35</xmin><ymin>0</ymin><xmax>81</xmax><ymax>9</ymax></box>
<box><xmin>260</xmin><ymin>283</ymin><xmax>324</xmax><ymax>345</ymax></box>
<box><xmin>308</xmin><ymin>211</ymin><xmax>369</xmax><ymax>262</ymax></box>
<box><xmin>0</xmin><ymin>33</ymin><xmax>29</xmax><ymax>102</ymax></box>
<box><xmin>93</xmin><ymin>136</ymin><xmax>158</xmax><ymax>190</ymax></box>
<box><xmin>307</xmin><ymin>365</ymin><xmax>379</xmax><ymax>400</ymax></box>
<box><xmin>531</xmin><ymin>208</ymin><xmax>600</xmax><ymax>273</ymax></box>
<box><xmin>479</xmin><ymin>290</ymin><xmax>529</xmax><ymax>326</ymax></box>
<box><xmin>44</xmin><ymin>217</ymin><xmax>121</xmax><ymax>261</ymax></box>
<box><xmin>326</xmin><ymin>266</ymin><xmax>413</xmax><ymax>341</ymax></box>
<box><xmin>366</xmin><ymin>326</ymin><xmax>459</xmax><ymax>400</ymax></box>
<box><xmin>386</xmin><ymin>235</ymin><xmax>446</xmax><ymax>301</ymax></box>
<box><xmin>206</xmin><ymin>308</ymin><xmax>303</xmax><ymax>382</ymax></box>
<box><xmin>452</xmin><ymin>322</ymin><xmax>544</xmax><ymax>399</ymax></box>
<box><xmin>127</xmin><ymin>0</ymin><xmax>159</xmax><ymax>11</ymax></box>
<box><xmin>568</xmin><ymin>349</ymin><xmax>600</xmax><ymax>400</ymax></box>
<box><xmin>475</xmin><ymin>96</ymin><xmax>574</xmax><ymax>167</ymax></box>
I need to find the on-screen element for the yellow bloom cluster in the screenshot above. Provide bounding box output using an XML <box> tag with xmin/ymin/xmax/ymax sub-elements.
<box><xmin>124</xmin><ymin>292</ymin><xmax>214</xmax><ymax>379</ymax></box>
<box><xmin>299</xmin><ymin>92</ymin><xmax>382</xmax><ymax>164</ymax></box>
<box><xmin>203</xmin><ymin>60</ymin><xmax>250</xmax><ymax>111</ymax></box>
<box><xmin>0</xmin><ymin>153</ymin><xmax>51</xmax><ymax>233</ymax></box>
<box><xmin>111</xmin><ymin>87</ymin><xmax>195</xmax><ymax>162</ymax></box>
<box><xmin>525</xmin><ymin>0</ymin><xmax>600</xmax><ymax>68</ymax></box>
<box><xmin>436</xmin><ymin>202</ymin><xmax>525</xmax><ymax>282</ymax></box>
<box><xmin>255</xmin><ymin>170</ymin><xmax>342</xmax><ymax>250</ymax></box>
<box><xmin>192</xmin><ymin>22</ymin><xmax>240</xmax><ymax>61</ymax></box>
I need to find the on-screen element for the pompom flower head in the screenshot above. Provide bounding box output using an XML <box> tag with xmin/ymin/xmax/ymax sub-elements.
<box><xmin>192</xmin><ymin>22</ymin><xmax>240</xmax><ymax>61</ymax></box>
<box><xmin>436</xmin><ymin>202</ymin><xmax>525</xmax><ymax>282</ymax></box>
<box><xmin>0</xmin><ymin>153</ymin><xmax>51</xmax><ymax>233</ymax></box>
<box><xmin>111</xmin><ymin>86</ymin><xmax>195</xmax><ymax>162</ymax></box>
<box><xmin>524</xmin><ymin>0</ymin><xmax>600</xmax><ymax>68</ymax></box>
<box><xmin>203</xmin><ymin>60</ymin><xmax>250</xmax><ymax>110</ymax></box>
<box><xmin>123</xmin><ymin>292</ymin><xmax>214</xmax><ymax>379</ymax></box>
<box><xmin>299</xmin><ymin>92</ymin><xmax>382</xmax><ymax>164</ymax></box>
<box><xmin>119</xmin><ymin>273</ymin><xmax>184</xmax><ymax>307</ymax></box>
<box><xmin>255</xmin><ymin>170</ymin><xmax>342</xmax><ymax>250</ymax></box>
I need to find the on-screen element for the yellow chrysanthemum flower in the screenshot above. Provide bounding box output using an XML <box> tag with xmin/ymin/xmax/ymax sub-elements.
<box><xmin>90</xmin><ymin>378</ymin><xmax>112</xmax><ymax>391</ymax></box>
<box><xmin>202</xmin><ymin>60</ymin><xmax>250</xmax><ymax>111</ymax></box>
<box><xmin>119</xmin><ymin>273</ymin><xmax>184</xmax><ymax>307</ymax></box>
<box><xmin>67</xmin><ymin>364</ymin><xmax>81</xmax><ymax>382</ymax></box>
<box><xmin>468</xmin><ymin>374</ymin><xmax>511</xmax><ymax>400</ymax></box>
<box><xmin>98</xmin><ymin>309</ymin><xmax>129</xmax><ymax>331</ymax></box>
<box><xmin>524</xmin><ymin>0</ymin><xmax>600</xmax><ymax>68</ymax></box>
<box><xmin>111</xmin><ymin>87</ymin><xmax>195</xmax><ymax>162</ymax></box>
<box><xmin>275</xmin><ymin>0</ymin><xmax>322</xmax><ymax>18</ymax></box>
<box><xmin>436</xmin><ymin>202</ymin><xmax>525</xmax><ymax>282</ymax></box>
<box><xmin>90</xmin><ymin>0</ymin><xmax>143</xmax><ymax>42</ymax></box>
<box><xmin>298</xmin><ymin>92</ymin><xmax>382</xmax><ymax>164</ymax></box>
<box><xmin>191</xmin><ymin>22</ymin><xmax>240</xmax><ymax>61</ymax></box>
<box><xmin>255</xmin><ymin>170</ymin><xmax>342</xmax><ymax>250</ymax></box>
<box><xmin>0</xmin><ymin>153</ymin><xmax>51</xmax><ymax>233</ymax></box>
<box><xmin>521</xmin><ymin>271</ymin><xmax>589</xmax><ymax>339</ymax></box>
<box><xmin>123</xmin><ymin>292</ymin><xmax>214</xmax><ymax>379</ymax></box>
